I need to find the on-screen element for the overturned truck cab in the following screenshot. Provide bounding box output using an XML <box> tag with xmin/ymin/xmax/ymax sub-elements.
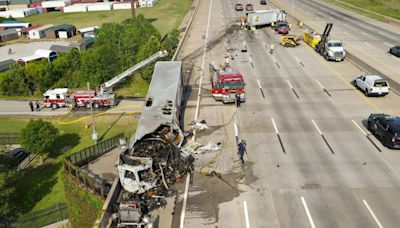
<box><xmin>115</xmin><ymin>61</ymin><xmax>193</xmax><ymax>227</ymax></box>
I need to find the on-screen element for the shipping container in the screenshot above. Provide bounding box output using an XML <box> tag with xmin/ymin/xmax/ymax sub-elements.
<box><xmin>63</xmin><ymin>3</ymin><xmax>88</xmax><ymax>12</ymax></box>
<box><xmin>87</xmin><ymin>2</ymin><xmax>112</xmax><ymax>11</ymax></box>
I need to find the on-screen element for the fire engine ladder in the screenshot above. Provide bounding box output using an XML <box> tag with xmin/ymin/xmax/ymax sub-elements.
<box><xmin>100</xmin><ymin>50</ymin><xmax>168</xmax><ymax>94</ymax></box>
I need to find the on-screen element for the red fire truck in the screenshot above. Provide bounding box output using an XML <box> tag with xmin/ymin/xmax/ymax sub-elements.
<box><xmin>209</xmin><ymin>62</ymin><xmax>245</xmax><ymax>103</ymax></box>
<box><xmin>42</xmin><ymin>50</ymin><xmax>168</xmax><ymax>109</ymax></box>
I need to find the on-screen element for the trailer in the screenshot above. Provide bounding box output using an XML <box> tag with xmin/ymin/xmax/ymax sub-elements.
<box><xmin>247</xmin><ymin>9</ymin><xmax>286</xmax><ymax>28</ymax></box>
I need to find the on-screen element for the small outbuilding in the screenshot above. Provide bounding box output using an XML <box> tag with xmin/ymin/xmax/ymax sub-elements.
<box><xmin>50</xmin><ymin>44</ymin><xmax>78</xmax><ymax>53</ymax></box>
<box><xmin>28</xmin><ymin>24</ymin><xmax>53</xmax><ymax>39</ymax></box>
<box><xmin>0</xmin><ymin>29</ymin><xmax>19</xmax><ymax>42</ymax></box>
<box><xmin>0</xmin><ymin>59</ymin><xmax>16</xmax><ymax>72</ymax></box>
<box><xmin>18</xmin><ymin>49</ymin><xmax>57</xmax><ymax>65</ymax></box>
<box><xmin>19</xmin><ymin>24</ymin><xmax>42</xmax><ymax>37</ymax></box>
<box><xmin>45</xmin><ymin>24</ymin><xmax>76</xmax><ymax>39</ymax></box>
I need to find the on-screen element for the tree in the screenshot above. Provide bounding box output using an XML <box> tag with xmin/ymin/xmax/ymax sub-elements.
<box><xmin>136</xmin><ymin>35</ymin><xmax>162</xmax><ymax>81</ymax></box>
<box><xmin>0</xmin><ymin>65</ymin><xmax>30</xmax><ymax>96</ymax></box>
<box><xmin>20</xmin><ymin>119</ymin><xmax>59</xmax><ymax>164</ymax></box>
<box><xmin>162</xmin><ymin>29</ymin><xmax>180</xmax><ymax>59</ymax></box>
<box><xmin>0</xmin><ymin>147</ymin><xmax>15</xmax><ymax>223</ymax></box>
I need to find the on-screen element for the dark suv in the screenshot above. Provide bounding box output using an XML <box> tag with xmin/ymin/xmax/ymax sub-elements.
<box><xmin>368</xmin><ymin>114</ymin><xmax>400</xmax><ymax>149</ymax></box>
<box><xmin>260</xmin><ymin>0</ymin><xmax>267</xmax><ymax>5</ymax></box>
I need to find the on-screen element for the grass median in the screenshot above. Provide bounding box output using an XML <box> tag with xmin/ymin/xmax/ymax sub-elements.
<box><xmin>1</xmin><ymin>113</ymin><xmax>138</xmax><ymax>215</ymax></box>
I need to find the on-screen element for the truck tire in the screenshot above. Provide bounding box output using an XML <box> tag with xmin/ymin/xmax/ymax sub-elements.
<box><xmin>93</xmin><ymin>102</ymin><xmax>100</xmax><ymax>109</ymax></box>
<box><xmin>51</xmin><ymin>103</ymin><xmax>58</xmax><ymax>110</ymax></box>
<box><xmin>85</xmin><ymin>102</ymin><xmax>91</xmax><ymax>109</ymax></box>
<box><xmin>352</xmin><ymin>80</ymin><xmax>357</xmax><ymax>87</ymax></box>
<box><xmin>364</xmin><ymin>89</ymin><xmax>369</xmax><ymax>97</ymax></box>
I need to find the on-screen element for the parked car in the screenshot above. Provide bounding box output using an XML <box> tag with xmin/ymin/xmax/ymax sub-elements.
<box><xmin>245</xmin><ymin>3</ymin><xmax>253</xmax><ymax>11</ymax></box>
<box><xmin>235</xmin><ymin>3</ymin><xmax>243</xmax><ymax>11</ymax></box>
<box><xmin>275</xmin><ymin>24</ymin><xmax>289</xmax><ymax>34</ymax></box>
<box><xmin>368</xmin><ymin>114</ymin><xmax>400</xmax><ymax>149</ymax></box>
<box><xmin>8</xmin><ymin>148</ymin><xmax>29</xmax><ymax>164</ymax></box>
<box><xmin>389</xmin><ymin>45</ymin><xmax>400</xmax><ymax>57</ymax></box>
<box><xmin>260</xmin><ymin>0</ymin><xmax>267</xmax><ymax>5</ymax></box>
<box><xmin>352</xmin><ymin>74</ymin><xmax>389</xmax><ymax>96</ymax></box>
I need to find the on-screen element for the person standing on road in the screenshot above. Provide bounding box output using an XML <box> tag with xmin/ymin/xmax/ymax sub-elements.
<box><xmin>235</xmin><ymin>92</ymin><xmax>241</xmax><ymax>107</ymax></box>
<box><xmin>29</xmin><ymin>100</ymin><xmax>34</xmax><ymax>112</ymax></box>
<box><xmin>270</xmin><ymin>43</ymin><xmax>275</xmax><ymax>55</ymax></box>
<box><xmin>238</xmin><ymin>140</ymin><xmax>247</xmax><ymax>164</ymax></box>
<box><xmin>35</xmin><ymin>100</ymin><xmax>40</xmax><ymax>112</ymax></box>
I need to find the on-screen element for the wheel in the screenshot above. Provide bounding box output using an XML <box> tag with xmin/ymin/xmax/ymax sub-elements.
<box><xmin>352</xmin><ymin>80</ymin><xmax>357</xmax><ymax>87</ymax></box>
<box><xmin>364</xmin><ymin>89</ymin><xmax>369</xmax><ymax>96</ymax></box>
<box><xmin>93</xmin><ymin>102</ymin><xmax>100</xmax><ymax>109</ymax></box>
<box><xmin>85</xmin><ymin>102</ymin><xmax>91</xmax><ymax>109</ymax></box>
<box><xmin>51</xmin><ymin>103</ymin><xmax>58</xmax><ymax>110</ymax></box>
<box><xmin>367</xmin><ymin>121</ymin><xmax>375</xmax><ymax>134</ymax></box>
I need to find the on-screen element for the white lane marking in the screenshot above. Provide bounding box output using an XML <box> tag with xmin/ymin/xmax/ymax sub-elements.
<box><xmin>363</xmin><ymin>41</ymin><xmax>371</xmax><ymax>46</ymax></box>
<box><xmin>243</xmin><ymin>201</ymin><xmax>251</xmax><ymax>228</ymax></box>
<box><xmin>301</xmin><ymin>197</ymin><xmax>316</xmax><ymax>228</ymax></box>
<box><xmin>384</xmin><ymin>42</ymin><xmax>393</xmax><ymax>47</ymax></box>
<box><xmin>271</xmin><ymin>118</ymin><xmax>279</xmax><ymax>134</ymax></box>
<box><xmin>311</xmin><ymin>119</ymin><xmax>323</xmax><ymax>135</ymax></box>
<box><xmin>179</xmin><ymin>174</ymin><xmax>191</xmax><ymax>228</ymax></box>
<box><xmin>295</xmin><ymin>56</ymin><xmax>301</xmax><ymax>63</ymax></box>
<box><xmin>193</xmin><ymin>0</ymin><xmax>213</xmax><ymax>124</ymax></box>
<box><xmin>361</xmin><ymin>31</ymin><xmax>375</xmax><ymax>39</ymax></box>
<box><xmin>352</xmin><ymin>120</ymin><xmax>367</xmax><ymax>136</ymax></box>
<box><xmin>315</xmin><ymin>80</ymin><xmax>325</xmax><ymax>89</ymax></box>
<box><xmin>343</xmin><ymin>31</ymin><xmax>349</xmax><ymax>35</ymax></box>
<box><xmin>257</xmin><ymin>80</ymin><xmax>262</xmax><ymax>89</ymax></box>
<box><xmin>363</xmin><ymin>199</ymin><xmax>383</xmax><ymax>228</ymax></box>
<box><xmin>286</xmin><ymin>80</ymin><xmax>294</xmax><ymax>89</ymax></box>
<box><xmin>234</xmin><ymin>118</ymin><xmax>239</xmax><ymax>137</ymax></box>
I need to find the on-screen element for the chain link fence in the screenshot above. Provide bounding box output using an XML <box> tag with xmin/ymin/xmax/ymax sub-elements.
<box><xmin>0</xmin><ymin>133</ymin><xmax>19</xmax><ymax>145</ymax></box>
<box><xmin>0</xmin><ymin>202</ymin><xmax>68</xmax><ymax>228</ymax></box>
<box><xmin>64</xmin><ymin>133</ymin><xmax>125</xmax><ymax>199</ymax></box>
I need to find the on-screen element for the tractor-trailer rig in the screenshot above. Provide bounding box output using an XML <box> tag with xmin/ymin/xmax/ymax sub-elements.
<box><xmin>247</xmin><ymin>9</ymin><xmax>287</xmax><ymax>28</ymax></box>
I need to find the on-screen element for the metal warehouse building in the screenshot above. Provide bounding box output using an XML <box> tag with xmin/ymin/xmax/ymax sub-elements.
<box><xmin>45</xmin><ymin>24</ymin><xmax>76</xmax><ymax>39</ymax></box>
<box><xmin>0</xmin><ymin>29</ymin><xmax>19</xmax><ymax>42</ymax></box>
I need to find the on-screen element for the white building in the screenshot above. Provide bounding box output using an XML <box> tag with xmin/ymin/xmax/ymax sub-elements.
<box><xmin>28</xmin><ymin>24</ymin><xmax>54</xmax><ymax>39</ymax></box>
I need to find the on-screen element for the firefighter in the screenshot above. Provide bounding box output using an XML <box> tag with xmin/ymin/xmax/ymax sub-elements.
<box><xmin>8</xmin><ymin>48</ymin><xmax>12</xmax><ymax>55</ymax></box>
<box><xmin>29</xmin><ymin>100</ymin><xmax>34</xmax><ymax>112</ymax></box>
<box><xmin>35</xmin><ymin>100</ymin><xmax>40</xmax><ymax>112</ymax></box>
<box><xmin>269</xmin><ymin>43</ymin><xmax>275</xmax><ymax>55</ymax></box>
<box><xmin>235</xmin><ymin>92</ymin><xmax>241</xmax><ymax>107</ymax></box>
<box><xmin>237</xmin><ymin>140</ymin><xmax>247</xmax><ymax>164</ymax></box>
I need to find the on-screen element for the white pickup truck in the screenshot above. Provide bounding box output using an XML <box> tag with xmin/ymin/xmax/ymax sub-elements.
<box><xmin>352</xmin><ymin>74</ymin><xmax>389</xmax><ymax>96</ymax></box>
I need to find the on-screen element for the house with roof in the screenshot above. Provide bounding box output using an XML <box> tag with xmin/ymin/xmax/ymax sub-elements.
<box><xmin>28</xmin><ymin>24</ymin><xmax>53</xmax><ymax>39</ymax></box>
<box><xmin>45</xmin><ymin>24</ymin><xmax>76</xmax><ymax>39</ymax></box>
<box><xmin>19</xmin><ymin>24</ymin><xmax>42</xmax><ymax>37</ymax></box>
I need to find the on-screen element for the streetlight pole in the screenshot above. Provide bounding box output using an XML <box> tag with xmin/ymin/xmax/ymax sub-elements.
<box><xmin>87</xmin><ymin>81</ymin><xmax>97</xmax><ymax>143</ymax></box>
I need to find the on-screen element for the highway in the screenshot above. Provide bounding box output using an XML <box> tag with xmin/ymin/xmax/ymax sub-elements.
<box><xmin>177</xmin><ymin>0</ymin><xmax>400</xmax><ymax>227</ymax></box>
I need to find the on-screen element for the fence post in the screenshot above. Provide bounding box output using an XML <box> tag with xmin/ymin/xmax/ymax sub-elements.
<box><xmin>33</xmin><ymin>212</ymin><xmax>38</xmax><ymax>228</ymax></box>
<box><xmin>59</xmin><ymin>202</ymin><xmax>64</xmax><ymax>221</ymax></box>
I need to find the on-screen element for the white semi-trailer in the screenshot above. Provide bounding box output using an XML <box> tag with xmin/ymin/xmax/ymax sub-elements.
<box><xmin>247</xmin><ymin>9</ymin><xmax>287</xmax><ymax>28</ymax></box>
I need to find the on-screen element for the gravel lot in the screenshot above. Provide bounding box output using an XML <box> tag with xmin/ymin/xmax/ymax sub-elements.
<box><xmin>0</xmin><ymin>41</ymin><xmax>70</xmax><ymax>62</ymax></box>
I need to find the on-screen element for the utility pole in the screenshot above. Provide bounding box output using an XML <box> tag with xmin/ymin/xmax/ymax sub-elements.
<box><xmin>87</xmin><ymin>81</ymin><xmax>98</xmax><ymax>144</ymax></box>
<box><xmin>130</xmin><ymin>0</ymin><xmax>136</xmax><ymax>18</ymax></box>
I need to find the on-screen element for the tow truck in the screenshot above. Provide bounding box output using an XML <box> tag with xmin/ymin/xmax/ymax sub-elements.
<box><xmin>304</xmin><ymin>23</ymin><xmax>345</xmax><ymax>61</ymax></box>
<box><xmin>42</xmin><ymin>50</ymin><xmax>168</xmax><ymax>109</ymax></box>
<box><xmin>209</xmin><ymin>62</ymin><xmax>245</xmax><ymax>103</ymax></box>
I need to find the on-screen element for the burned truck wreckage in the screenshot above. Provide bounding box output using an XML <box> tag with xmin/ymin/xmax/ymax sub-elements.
<box><xmin>113</xmin><ymin>61</ymin><xmax>194</xmax><ymax>227</ymax></box>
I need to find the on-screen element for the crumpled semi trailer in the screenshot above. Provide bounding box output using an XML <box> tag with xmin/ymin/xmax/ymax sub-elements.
<box><xmin>247</xmin><ymin>9</ymin><xmax>287</xmax><ymax>28</ymax></box>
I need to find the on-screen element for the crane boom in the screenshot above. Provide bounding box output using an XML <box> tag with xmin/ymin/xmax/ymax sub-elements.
<box><xmin>100</xmin><ymin>50</ymin><xmax>168</xmax><ymax>94</ymax></box>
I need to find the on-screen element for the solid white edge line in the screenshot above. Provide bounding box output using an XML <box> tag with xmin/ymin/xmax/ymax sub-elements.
<box><xmin>352</xmin><ymin>120</ymin><xmax>367</xmax><ymax>136</ymax></box>
<box><xmin>286</xmin><ymin>80</ymin><xmax>294</xmax><ymax>89</ymax></box>
<box><xmin>301</xmin><ymin>196</ymin><xmax>316</xmax><ymax>228</ymax></box>
<box><xmin>311</xmin><ymin>119</ymin><xmax>323</xmax><ymax>135</ymax></box>
<box><xmin>315</xmin><ymin>80</ymin><xmax>325</xmax><ymax>90</ymax></box>
<box><xmin>271</xmin><ymin>118</ymin><xmax>279</xmax><ymax>134</ymax></box>
<box><xmin>193</xmin><ymin>0</ymin><xmax>213</xmax><ymax>140</ymax></box>
<box><xmin>257</xmin><ymin>80</ymin><xmax>262</xmax><ymax>89</ymax></box>
<box><xmin>243</xmin><ymin>201</ymin><xmax>250</xmax><ymax>228</ymax></box>
<box><xmin>179</xmin><ymin>174</ymin><xmax>191</xmax><ymax>228</ymax></box>
<box><xmin>363</xmin><ymin>199</ymin><xmax>383</xmax><ymax>228</ymax></box>
<box><xmin>295</xmin><ymin>56</ymin><xmax>301</xmax><ymax>63</ymax></box>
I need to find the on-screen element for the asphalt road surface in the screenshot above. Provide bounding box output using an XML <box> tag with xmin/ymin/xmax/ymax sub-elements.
<box><xmin>177</xmin><ymin>0</ymin><xmax>400</xmax><ymax>227</ymax></box>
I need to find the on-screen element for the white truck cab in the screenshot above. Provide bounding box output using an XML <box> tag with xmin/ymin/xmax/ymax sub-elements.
<box><xmin>324</xmin><ymin>40</ymin><xmax>345</xmax><ymax>61</ymax></box>
<box><xmin>353</xmin><ymin>74</ymin><xmax>389</xmax><ymax>96</ymax></box>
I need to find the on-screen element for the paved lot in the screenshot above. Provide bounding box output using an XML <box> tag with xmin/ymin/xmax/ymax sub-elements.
<box><xmin>0</xmin><ymin>41</ymin><xmax>69</xmax><ymax>62</ymax></box>
<box><xmin>176</xmin><ymin>0</ymin><xmax>400</xmax><ymax>227</ymax></box>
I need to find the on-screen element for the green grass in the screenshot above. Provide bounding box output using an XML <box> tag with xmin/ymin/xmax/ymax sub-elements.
<box><xmin>5</xmin><ymin>114</ymin><xmax>138</xmax><ymax>215</ymax></box>
<box><xmin>22</xmin><ymin>0</ymin><xmax>193</xmax><ymax>35</ymax></box>
<box><xmin>115</xmin><ymin>73</ymin><xmax>149</xmax><ymax>98</ymax></box>
<box><xmin>323</xmin><ymin>0</ymin><xmax>400</xmax><ymax>21</ymax></box>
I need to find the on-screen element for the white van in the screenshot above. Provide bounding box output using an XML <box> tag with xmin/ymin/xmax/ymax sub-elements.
<box><xmin>352</xmin><ymin>74</ymin><xmax>389</xmax><ymax>96</ymax></box>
